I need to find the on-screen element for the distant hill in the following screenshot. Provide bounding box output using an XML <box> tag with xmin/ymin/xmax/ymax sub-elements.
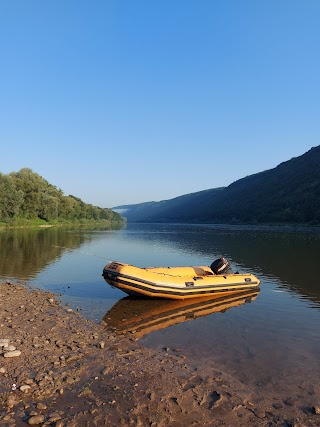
<box><xmin>113</xmin><ymin>188</ymin><xmax>224</xmax><ymax>223</ymax></box>
<box><xmin>114</xmin><ymin>146</ymin><xmax>320</xmax><ymax>225</ymax></box>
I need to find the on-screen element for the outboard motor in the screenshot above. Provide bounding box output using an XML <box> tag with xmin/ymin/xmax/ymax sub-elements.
<box><xmin>210</xmin><ymin>257</ymin><xmax>234</xmax><ymax>275</ymax></box>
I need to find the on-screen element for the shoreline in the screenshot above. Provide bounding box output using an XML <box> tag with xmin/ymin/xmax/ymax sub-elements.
<box><xmin>0</xmin><ymin>220</ymin><xmax>125</xmax><ymax>231</ymax></box>
<box><xmin>1</xmin><ymin>221</ymin><xmax>319</xmax><ymax>231</ymax></box>
<box><xmin>1</xmin><ymin>282</ymin><xmax>319</xmax><ymax>426</ymax></box>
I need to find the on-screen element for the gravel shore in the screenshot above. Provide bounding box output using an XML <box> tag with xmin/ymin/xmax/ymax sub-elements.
<box><xmin>1</xmin><ymin>282</ymin><xmax>319</xmax><ymax>427</ymax></box>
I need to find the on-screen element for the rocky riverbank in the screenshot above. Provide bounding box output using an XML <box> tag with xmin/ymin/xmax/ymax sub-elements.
<box><xmin>1</xmin><ymin>282</ymin><xmax>319</xmax><ymax>427</ymax></box>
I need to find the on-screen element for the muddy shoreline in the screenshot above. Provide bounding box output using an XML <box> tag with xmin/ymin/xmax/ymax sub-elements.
<box><xmin>1</xmin><ymin>282</ymin><xmax>319</xmax><ymax>427</ymax></box>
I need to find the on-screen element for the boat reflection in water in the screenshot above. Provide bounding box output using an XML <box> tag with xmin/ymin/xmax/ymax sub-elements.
<box><xmin>101</xmin><ymin>290</ymin><xmax>259</xmax><ymax>339</ymax></box>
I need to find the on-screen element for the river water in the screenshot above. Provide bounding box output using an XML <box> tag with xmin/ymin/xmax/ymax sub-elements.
<box><xmin>1</xmin><ymin>223</ymin><xmax>320</xmax><ymax>395</ymax></box>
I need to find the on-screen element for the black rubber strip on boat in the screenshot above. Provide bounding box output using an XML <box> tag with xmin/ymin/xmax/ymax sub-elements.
<box><xmin>109</xmin><ymin>277</ymin><xmax>258</xmax><ymax>297</ymax></box>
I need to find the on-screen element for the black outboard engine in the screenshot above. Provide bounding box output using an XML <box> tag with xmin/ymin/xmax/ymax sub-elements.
<box><xmin>210</xmin><ymin>257</ymin><xmax>234</xmax><ymax>275</ymax></box>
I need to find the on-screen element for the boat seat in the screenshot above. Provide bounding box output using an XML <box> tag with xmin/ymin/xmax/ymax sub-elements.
<box><xmin>193</xmin><ymin>266</ymin><xmax>214</xmax><ymax>276</ymax></box>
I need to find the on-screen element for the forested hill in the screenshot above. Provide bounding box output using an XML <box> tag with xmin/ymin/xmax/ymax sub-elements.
<box><xmin>114</xmin><ymin>146</ymin><xmax>320</xmax><ymax>225</ymax></box>
<box><xmin>114</xmin><ymin>188</ymin><xmax>224</xmax><ymax>223</ymax></box>
<box><xmin>0</xmin><ymin>168</ymin><xmax>123</xmax><ymax>225</ymax></box>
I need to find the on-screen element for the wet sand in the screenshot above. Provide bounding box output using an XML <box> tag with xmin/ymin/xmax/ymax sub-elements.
<box><xmin>1</xmin><ymin>282</ymin><xmax>319</xmax><ymax>427</ymax></box>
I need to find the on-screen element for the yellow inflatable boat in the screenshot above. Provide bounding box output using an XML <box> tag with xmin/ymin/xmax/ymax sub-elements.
<box><xmin>102</xmin><ymin>257</ymin><xmax>260</xmax><ymax>300</ymax></box>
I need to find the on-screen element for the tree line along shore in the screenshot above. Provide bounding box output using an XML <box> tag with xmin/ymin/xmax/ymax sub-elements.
<box><xmin>0</xmin><ymin>168</ymin><xmax>124</xmax><ymax>228</ymax></box>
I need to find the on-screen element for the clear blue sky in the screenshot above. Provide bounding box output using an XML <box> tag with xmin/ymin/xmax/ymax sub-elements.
<box><xmin>1</xmin><ymin>1</ymin><xmax>319</xmax><ymax>208</ymax></box>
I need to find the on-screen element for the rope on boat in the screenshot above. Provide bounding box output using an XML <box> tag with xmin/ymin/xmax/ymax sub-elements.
<box><xmin>52</xmin><ymin>245</ymin><xmax>113</xmax><ymax>262</ymax></box>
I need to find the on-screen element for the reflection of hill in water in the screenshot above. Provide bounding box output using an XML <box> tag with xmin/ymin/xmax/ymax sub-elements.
<box><xmin>128</xmin><ymin>225</ymin><xmax>320</xmax><ymax>305</ymax></box>
<box><xmin>102</xmin><ymin>290</ymin><xmax>259</xmax><ymax>339</ymax></box>
<box><xmin>0</xmin><ymin>228</ymin><xmax>92</xmax><ymax>280</ymax></box>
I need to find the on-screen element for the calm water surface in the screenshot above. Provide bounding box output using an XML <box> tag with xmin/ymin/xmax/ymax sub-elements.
<box><xmin>1</xmin><ymin>223</ymin><xmax>320</xmax><ymax>392</ymax></box>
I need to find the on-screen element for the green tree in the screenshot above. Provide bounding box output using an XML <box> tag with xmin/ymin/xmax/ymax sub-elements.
<box><xmin>1</xmin><ymin>168</ymin><xmax>124</xmax><ymax>225</ymax></box>
<box><xmin>0</xmin><ymin>173</ymin><xmax>24</xmax><ymax>219</ymax></box>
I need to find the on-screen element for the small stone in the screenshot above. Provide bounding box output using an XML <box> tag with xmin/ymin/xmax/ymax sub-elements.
<box><xmin>273</xmin><ymin>402</ymin><xmax>283</xmax><ymax>410</ymax></box>
<box><xmin>0</xmin><ymin>367</ymin><xmax>6</xmax><ymax>373</ymax></box>
<box><xmin>3</xmin><ymin>345</ymin><xmax>16</xmax><ymax>352</ymax></box>
<box><xmin>48</xmin><ymin>412</ymin><xmax>61</xmax><ymax>422</ymax></box>
<box><xmin>6</xmin><ymin>398</ymin><xmax>17</xmax><ymax>408</ymax></box>
<box><xmin>20</xmin><ymin>385</ymin><xmax>31</xmax><ymax>392</ymax></box>
<box><xmin>55</xmin><ymin>421</ymin><xmax>64</xmax><ymax>427</ymax></box>
<box><xmin>36</xmin><ymin>403</ymin><xmax>47</xmax><ymax>410</ymax></box>
<box><xmin>313</xmin><ymin>405</ymin><xmax>320</xmax><ymax>415</ymax></box>
<box><xmin>28</xmin><ymin>415</ymin><xmax>45</xmax><ymax>425</ymax></box>
<box><xmin>254</xmin><ymin>408</ymin><xmax>265</xmax><ymax>418</ymax></box>
<box><xmin>3</xmin><ymin>414</ymin><xmax>14</xmax><ymax>421</ymax></box>
<box><xmin>66</xmin><ymin>354</ymin><xmax>78</xmax><ymax>363</ymax></box>
<box><xmin>4</xmin><ymin>350</ymin><xmax>21</xmax><ymax>358</ymax></box>
<box><xmin>99</xmin><ymin>341</ymin><xmax>105</xmax><ymax>349</ymax></box>
<box><xmin>284</xmin><ymin>397</ymin><xmax>296</xmax><ymax>406</ymax></box>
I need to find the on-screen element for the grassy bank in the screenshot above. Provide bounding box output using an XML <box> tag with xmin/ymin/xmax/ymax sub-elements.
<box><xmin>0</xmin><ymin>217</ymin><xmax>126</xmax><ymax>230</ymax></box>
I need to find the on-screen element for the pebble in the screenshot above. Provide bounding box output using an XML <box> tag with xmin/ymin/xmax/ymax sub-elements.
<box><xmin>66</xmin><ymin>354</ymin><xmax>79</xmax><ymax>363</ymax></box>
<box><xmin>253</xmin><ymin>408</ymin><xmax>265</xmax><ymax>418</ymax></box>
<box><xmin>3</xmin><ymin>414</ymin><xmax>14</xmax><ymax>421</ymax></box>
<box><xmin>3</xmin><ymin>345</ymin><xmax>16</xmax><ymax>351</ymax></box>
<box><xmin>313</xmin><ymin>405</ymin><xmax>320</xmax><ymax>415</ymax></box>
<box><xmin>273</xmin><ymin>402</ymin><xmax>283</xmax><ymax>410</ymax></box>
<box><xmin>101</xmin><ymin>367</ymin><xmax>110</xmax><ymax>375</ymax></box>
<box><xmin>48</xmin><ymin>412</ymin><xmax>61</xmax><ymax>422</ymax></box>
<box><xmin>0</xmin><ymin>367</ymin><xmax>6</xmax><ymax>373</ymax></box>
<box><xmin>284</xmin><ymin>397</ymin><xmax>296</xmax><ymax>406</ymax></box>
<box><xmin>4</xmin><ymin>350</ymin><xmax>21</xmax><ymax>358</ymax></box>
<box><xmin>0</xmin><ymin>338</ymin><xmax>10</xmax><ymax>346</ymax></box>
<box><xmin>36</xmin><ymin>403</ymin><xmax>47</xmax><ymax>410</ymax></box>
<box><xmin>6</xmin><ymin>398</ymin><xmax>17</xmax><ymax>408</ymax></box>
<box><xmin>20</xmin><ymin>385</ymin><xmax>31</xmax><ymax>392</ymax></box>
<box><xmin>28</xmin><ymin>415</ymin><xmax>45</xmax><ymax>425</ymax></box>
